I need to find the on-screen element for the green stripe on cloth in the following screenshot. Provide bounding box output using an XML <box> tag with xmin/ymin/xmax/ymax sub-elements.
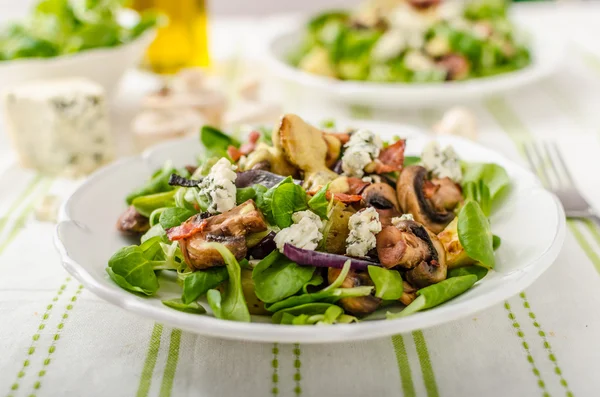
<box><xmin>568</xmin><ymin>220</ymin><xmax>600</xmax><ymax>274</ymax></box>
<box><xmin>293</xmin><ymin>343</ymin><xmax>302</xmax><ymax>396</ymax></box>
<box><xmin>158</xmin><ymin>329</ymin><xmax>182</xmax><ymax>397</ymax></box>
<box><xmin>412</xmin><ymin>331</ymin><xmax>439</xmax><ymax>397</ymax></box>
<box><xmin>391</xmin><ymin>335</ymin><xmax>416</xmax><ymax>397</ymax></box>
<box><xmin>136</xmin><ymin>323</ymin><xmax>164</xmax><ymax>397</ymax></box>
<box><xmin>583</xmin><ymin>219</ymin><xmax>600</xmax><ymax>247</ymax></box>
<box><xmin>271</xmin><ymin>343</ymin><xmax>279</xmax><ymax>396</ymax></box>
<box><xmin>0</xmin><ymin>177</ymin><xmax>54</xmax><ymax>256</ymax></box>
<box><xmin>0</xmin><ymin>174</ymin><xmax>43</xmax><ymax>234</ymax></box>
<box><xmin>27</xmin><ymin>284</ymin><xmax>83</xmax><ymax>396</ymax></box>
<box><xmin>504</xmin><ymin>302</ymin><xmax>550</xmax><ymax>396</ymax></box>
<box><xmin>6</xmin><ymin>277</ymin><xmax>72</xmax><ymax>397</ymax></box>
<box><xmin>519</xmin><ymin>293</ymin><xmax>574</xmax><ymax>397</ymax></box>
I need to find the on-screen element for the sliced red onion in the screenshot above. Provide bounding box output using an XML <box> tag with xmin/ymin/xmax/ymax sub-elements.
<box><xmin>235</xmin><ymin>170</ymin><xmax>301</xmax><ymax>189</ymax></box>
<box><xmin>282</xmin><ymin>244</ymin><xmax>380</xmax><ymax>270</ymax></box>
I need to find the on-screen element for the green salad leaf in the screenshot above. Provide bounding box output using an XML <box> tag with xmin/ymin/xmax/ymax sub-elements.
<box><xmin>308</xmin><ymin>183</ymin><xmax>330</xmax><ymax>219</ymax></box>
<box><xmin>252</xmin><ymin>251</ymin><xmax>315</xmax><ymax>303</ymax></box>
<box><xmin>271</xmin><ymin>302</ymin><xmax>336</xmax><ymax>324</ymax></box>
<box><xmin>162</xmin><ymin>299</ymin><xmax>206</xmax><ymax>314</ymax></box>
<box><xmin>462</xmin><ymin>163</ymin><xmax>510</xmax><ymax>205</ymax></box>
<box><xmin>158</xmin><ymin>207</ymin><xmax>196</xmax><ymax>230</ymax></box>
<box><xmin>367</xmin><ymin>266</ymin><xmax>403</xmax><ymax>300</ymax></box>
<box><xmin>182</xmin><ymin>267</ymin><xmax>229</xmax><ymax>305</ymax></box>
<box><xmin>448</xmin><ymin>266</ymin><xmax>489</xmax><ymax>282</ymax></box>
<box><xmin>126</xmin><ymin>163</ymin><xmax>177</xmax><ymax>205</ymax></box>
<box><xmin>387</xmin><ymin>275</ymin><xmax>478</xmax><ymax>319</ymax></box>
<box><xmin>200</xmin><ymin>126</ymin><xmax>240</xmax><ymax>158</ymax></box>
<box><xmin>132</xmin><ymin>190</ymin><xmax>177</xmax><ymax>218</ymax></box>
<box><xmin>272</xmin><ymin>183</ymin><xmax>308</xmax><ymax>228</ymax></box>
<box><xmin>463</xmin><ymin>180</ymin><xmax>491</xmax><ymax>217</ymax></box>
<box><xmin>458</xmin><ymin>200</ymin><xmax>495</xmax><ymax>269</ymax></box>
<box><xmin>202</xmin><ymin>243</ymin><xmax>250</xmax><ymax>322</ymax></box>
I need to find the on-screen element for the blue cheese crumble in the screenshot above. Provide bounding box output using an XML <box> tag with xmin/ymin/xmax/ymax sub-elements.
<box><xmin>420</xmin><ymin>141</ymin><xmax>463</xmax><ymax>182</ymax></box>
<box><xmin>199</xmin><ymin>158</ymin><xmax>237</xmax><ymax>214</ymax></box>
<box><xmin>391</xmin><ymin>213</ymin><xmax>414</xmax><ymax>228</ymax></box>
<box><xmin>341</xmin><ymin>129</ymin><xmax>383</xmax><ymax>178</ymax></box>
<box><xmin>275</xmin><ymin>210</ymin><xmax>323</xmax><ymax>253</ymax></box>
<box><xmin>346</xmin><ymin>207</ymin><xmax>382</xmax><ymax>257</ymax></box>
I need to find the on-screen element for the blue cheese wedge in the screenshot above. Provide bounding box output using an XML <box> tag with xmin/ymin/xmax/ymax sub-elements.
<box><xmin>274</xmin><ymin>210</ymin><xmax>323</xmax><ymax>253</ymax></box>
<box><xmin>341</xmin><ymin>129</ymin><xmax>382</xmax><ymax>178</ymax></box>
<box><xmin>198</xmin><ymin>158</ymin><xmax>238</xmax><ymax>214</ymax></box>
<box><xmin>420</xmin><ymin>141</ymin><xmax>462</xmax><ymax>182</ymax></box>
<box><xmin>3</xmin><ymin>78</ymin><xmax>114</xmax><ymax>177</ymax></box>
<box><xmin>346</xmin><ymin>207</ymin><xmax>382</xmax><ymax>258</ymax></box>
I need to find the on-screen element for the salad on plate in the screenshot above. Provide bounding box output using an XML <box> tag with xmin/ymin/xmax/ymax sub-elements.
<box><xmin>109</xmin><ymin>114</ymin><xmax>510</xmax><ymax>325</ymax></box>
<box><xmin>290</xmin><ymin>0</ymin><xmax>531</xmax><ymax>83</ymax></box>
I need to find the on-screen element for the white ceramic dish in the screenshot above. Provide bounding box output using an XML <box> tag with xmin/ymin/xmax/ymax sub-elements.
<box><xmin>54</xmin><ymin>120</ymin><xmax>565</xmax><ymax>343</ymax></box>
<box><xmin>0</xmin><ymin>29</ymin><xmax>155</xmax><ymax>96</ymax></box>
<box><xmin>264</xmin><ymin>25</ymin><xmax>565</xmax><ymax>108</ymax></box>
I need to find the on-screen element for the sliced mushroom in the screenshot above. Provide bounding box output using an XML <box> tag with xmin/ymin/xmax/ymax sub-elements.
<box><xmin>376</xmin><ymin>225</ymin><xmax>431</xmax><ymax>269</ymax></box>
<box><xmin>362</xmin><ymin>183</ymin><xmax>400</xmax><ymax>211</ymax></box>
<box><xmin>169</xmin><ymin>200</ymin><xmax>268</xmax><ymax>269</ymax></box>
<box><xmin>437</xmin><ymin>54</ymin><xmax>470</xmax><ymax>81</ymax></box>
<box><xmin>399</xmin><ymin>281</ymin><xmax>417</xmax><ymax>306</ymax></box>
<box><xmin>396</xmin><ymin>165</ymin><xmax>455</xmax><ymax>234</ymax></box>
<box><xmin>428</xmin><ymin>177</ymin><xmax>463</xmax><ymax>213</ymax></box>
<box><xmin>117</xmin><ymin>206</ymin><xmax>150</xmax><ymax>234</ymax></box>
<box><xmin>328</xmin><ymin>268</ymin><xmax>381</xmax><ymax>317</ymax></box>
<box><xmin>406</xmin><ymin>227</ymin><xmax>447</xmax><ymax>288</ymax></box>
<box><xmin>375</xmin><ymin>208</ymin><xmax>402</xmax><ymax>228</ymax></box>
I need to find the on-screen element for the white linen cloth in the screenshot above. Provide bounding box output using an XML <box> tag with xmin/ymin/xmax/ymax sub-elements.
<box><xmin>2</xmin><ymin>4</ymin><xmax>600</xmax><ymax>397</ymax></box>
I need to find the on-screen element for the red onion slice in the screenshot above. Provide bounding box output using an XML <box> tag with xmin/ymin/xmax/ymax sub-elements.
<box><xmin>282</xmin><ymin>244</ymin><xmax>380</xmax><ymax>271</ymax></box>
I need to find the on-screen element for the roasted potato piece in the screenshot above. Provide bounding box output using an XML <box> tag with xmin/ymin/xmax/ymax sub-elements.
<box><xmin>323</xmin><ymin>133</ymin><xmax>342</xmax><ymax>168</ymax></box>
<box><xmin>239</xmin><ymin>142</ymin><xmax>298</xmax><ymax>177</ymax></box>
<box><xmin>322</xmin><ymin>202</ymin><xmax>355</xmax><ymax>254</ymax></box>
<box><xmin>437</xmin><ymin>217</ymin><xmax>476</xmax><ymax>269</ymax></box>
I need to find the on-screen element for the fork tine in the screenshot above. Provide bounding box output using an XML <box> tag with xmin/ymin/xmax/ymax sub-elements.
<box><xmin>523</xmin><ymin>142</ymin><xmax>547</xmax><ymax>186</ymax></box>
<box><xmin>546</xmin><ymin>142</ymin><xmax>575</xmax><ymax>187</ymax></box>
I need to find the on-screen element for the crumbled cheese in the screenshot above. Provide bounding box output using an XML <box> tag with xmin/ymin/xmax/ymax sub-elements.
<box><xmin>372</xmin><ymin>29</ymin><xmax>406</xmax><ymax>61</ymax></box>
<box><xmin>391</xmin><ymin>213</ymin><xmax>414</xmax><ymax>228</ymax></box>
<box><xmin>420</xmin><ymin>142</ymin><xmax>463</xmax><ymax>182</ymax></box>
<box><xmin>275</xmin><ymin>210</ymin><xmax>323</xmax><ymax>253</ymax></box>
<box><xmin>341</xmin><ymin>129</ymin><xmax>382</xmax><ymax>178</ymax></box>
<box><xmin>346</xmin><ymin>207</ymin><xmax>382</xmax><ymax>258</ymax></box>
<box><xmin>198</xmin><ymin>158</ymin><xmax>237</xmax><ymax>214</ymax></box>
<box><xmin>3</xmin><ymin>78</ymin><xmax>114</xmax><ymax>177</ymax></box>
<box><xmin>387</xmin><ymin>4</ymin><xmax>436</xmax><ymax>49</ymax></box>
<box><xmin>404</xmin><ymin>50</ymin><xmax>436</xmax><ymax>72</ymax></box>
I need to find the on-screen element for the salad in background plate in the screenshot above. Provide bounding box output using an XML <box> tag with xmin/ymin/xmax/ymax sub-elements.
<box><xmin>289</xmin><ymin>0</ymin><xmax>531</xmax><ymax>83</ymax></box>
<box><xmin>108</xmin><ymin>114</ymin><xmax>510</xmax><ymax>325</ymax></box>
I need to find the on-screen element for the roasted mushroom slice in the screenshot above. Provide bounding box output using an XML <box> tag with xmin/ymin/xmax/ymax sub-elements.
<box><xmin>117</xmin><ymin>206</ymin><xmax>150</xmax><ymax>234</ymax></box>
<box><xmin>328</xmin><ymin>268</ymin><xmax>381</xmax><ymax>317</ymax></box>
<box><xmin>376</xmin><ymin>219</ymin><xmax>447</xmax><ymax>287</ymax></box>
<box><xmin>168</xmin><ymin>200</ymin><xmax>268</xmax><ymax>269</ymax></box>
<box><xmin>396</xmin><ymin>165</ymin><xmax>456</xmax><ymax>234</ymax></box>
<box><xmin>427</xmin><ymin>177</ymin><xmax>463</xmax><ymax>213</ymax></box>
<box><xmin>399</xmin><ymin>281</ymin><xmax>417</xmax><ymax>306</ymax></box>
<box><xmin>362</xmin><ymin>183</ymin><xmax>400</xmax><ymax>211</ymax></box>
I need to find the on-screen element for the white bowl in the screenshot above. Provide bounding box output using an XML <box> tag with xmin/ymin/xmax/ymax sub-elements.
<box><xmin>0</xmin><ymin>29</ymin><xmax>155</xmax><ymax>95</ymax></box>
<box><xmin>264</xmin><ymin>24</ymin><xmax>565</xmax><ymax>108</ymax></box>
<box><xmin>54</xmin><ymin>120</ymin><xmax>565</xmax><ymax>343</ymax></box>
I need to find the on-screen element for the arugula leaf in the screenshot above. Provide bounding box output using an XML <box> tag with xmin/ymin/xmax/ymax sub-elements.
<box><xmin>202</xmin><ymin>243</ymin><xmax>250</xmax><ymax>322</ymax></box>
<box><xmin>272</xmin><ymin>183</ymin><xmax>308</xmax><ymax>228</ymax></box>
<box><xmin>367</xmin><ymin>266</ymin><xmax>403</xmax><ymax>300</ymax></box>
<box><xmin>308</xmin><ymin>183</ymin><xmax>330</xmax><ymax>219</ymax></box>
<box><xmin>182</xmin><ymin>268</ymin><xmax>229</xmax><ymax>305</ymax></box>
<box><xmin>252</xmin><ymin>251</ymin><xmax>315</xmax><ymax>303</ymax></box>
<box><xmin>126</xmin><ymin>163</ymin><xmax>177</xmax><ymax>205</ymax></box>
<box><xmin>387</xmin><ymin>275</ymin><xmax>478</xmax><ymax>319</ymax></box>
<box><xmin>458</xmin><ymin>200</ymin><xmax>495</xmax><ymax>269</ymax></box>
<box><xmin>201</xmin><ymin>126</ymin><xmax>240</xmax><ymax>157</ymax></box>
<box><xmin>158</xmin><ymin>207</ymin><xmax>196</xmax><ymax>230</ymax></box>
<box><xmin>162</xmin><ymin>299</ymin><xmax>206</xmax><ymax>314</ymax></box>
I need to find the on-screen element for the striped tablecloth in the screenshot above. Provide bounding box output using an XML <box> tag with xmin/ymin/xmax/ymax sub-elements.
<box><xmin>2</xmin><ymin>4</ymin><xmax>600</xmax><ymax>397</ymax></box>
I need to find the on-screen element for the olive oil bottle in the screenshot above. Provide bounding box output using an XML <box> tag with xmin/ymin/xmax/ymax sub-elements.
<box><xmin>131</xmin><ymin>0</ymin><xmax>210</xmax><ymax>74</ymax></box>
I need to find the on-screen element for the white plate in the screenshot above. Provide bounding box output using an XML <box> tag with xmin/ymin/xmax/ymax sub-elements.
<box><xmin>264</xmin><ymin>24</ymin><xmax>565</xmax><ymax>108</ymax></box>
<box><xmin>54</xmin><ymin>120</ymin><xmax>565</xmax><ymax>343</ymax></box>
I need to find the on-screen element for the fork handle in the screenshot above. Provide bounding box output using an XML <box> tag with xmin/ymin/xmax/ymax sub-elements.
<box><xmin>591</xmin><ymin>215</ymin><xmax>600</xmax><ymax>230</ymax></box>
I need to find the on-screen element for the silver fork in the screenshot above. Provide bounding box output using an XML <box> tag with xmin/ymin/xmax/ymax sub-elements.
<box><xmin>523</xmin><ymin>141</ymin><xmax>600</xmax><ymax>227</ymax></box>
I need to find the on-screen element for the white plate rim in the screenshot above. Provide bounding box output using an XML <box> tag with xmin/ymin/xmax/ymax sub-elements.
<box><xmin>54</xmin><ymin>121</ymin><xmax>566</xmax><ymax>343</ymax></box>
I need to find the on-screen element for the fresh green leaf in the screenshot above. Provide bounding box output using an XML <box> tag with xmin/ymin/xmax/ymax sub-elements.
<box><xmin>367</xmin><ymin>266</ymin><xmax>404</xmax><ymax>300</ymax></box>
<box><xmin>493</xmin><ymin>234</ymin><xmax>502</xmax><ymax>250</ymax></box>
<box><xmin>322</xmin><ymin>305</ymin><xmax>344</xmax><ymax>324</ymax></box>
<box><xmin>106</xmin><ymin>246</ymin><xmax>159</xmax><ymax>296</ymax></box>
<box><xmin>207</xmin><ymin>289</ymin><xmax>223</xmax><ymax>318</ymax></box>
<box><xmin>462</xmin><ymin>163</ymin><xmax>510</xmax><ymax>205</ymax></box>
<box><xmin>141</xmin><ymin>224</ymin><xmax>166</xmax><ymax>243</ymax></box>
<box><xmin>458</xmin><ymin>200</ymin><xmax>495</xmax><ymax>269</ymax></box>
<box><xmin>159</xmin><ymin>207</ymin><xmax>196</xmax><ymax>230</ymax></box>
<box><xmin>404</xmin><ymin>156</ymin><xmax>421</xmax><ymax>166</ymax></box>
<box><xmin>257</xmin><ymin>177</ymin><xmax>294</xmax><ymax>224</ymax></box>
<box><xmin>308</xmin><ymin>183</ymin><xmax>330</xmax><ymax>219</ymax></box>
<box><xmin>201</xmin><ymin>125</ymin><xmax>240</xmax><ymax>157</ymax></box>
<box><xmin>448</xmin><ymin>266</ymin><xmax>488</xmax><ymax>281</ymax></box>
<box><xmin>182</xmin><ymin>268</ymin><xmax>229</xmax><ymax>305</ymax></box>
<box><xmin>265</xmin><ymin>285</ymin><xmax>373</xmax><ymax>313</ymax></box>
<box><xmin>272</xmin><ymin>302</ymin><xmax>335</xmax><ymax>324</ymax></box>
<box><xmin>126</xmin><ymin>163</ymin><xmax>176</xmax><ymax>205</ymax></box>
<box><xmin>387</xmin><ymin>275</ymin><xmax>478</xmax><ymax>318</ymax></box>
<box><xmin>203</xmin><ymin>242</ymin><xmax>250</xmax><ymax>322</ymax></box>
<box><xmin>132</xmin><ymin>190</ymin><xmax>177</xmax><ymax>218</ymax></box>
<box><xmin>162</xmin><ymin>299</ymin><xmax>206</xmax><ymax>314</ymax></box>
<box><xmin>272</xmin><ymin>183</ymin><xmax>308</xmax><ymax>228</ymax></box>
<box><xmin>302</xmin><ymin>272</ymin><xmax>324</xmax><ymax>294</ymax></box>
<box><xmin>252</xmin><ymin>251</ymin><xmax>315</xmax><ymax>303</ymax></box>
<box><xmin>463</xmin><ymin>180</ymin><xmax>491</xmax><ymax>217</ymax></box>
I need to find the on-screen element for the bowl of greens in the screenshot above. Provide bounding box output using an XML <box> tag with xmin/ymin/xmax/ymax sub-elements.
<box><xmin>0</xmin><ymin>0</ymin><xmax>159</xmax><ymax>94</ymax></box>
<box><xmin>55</xmin><ymin>116</ymin><xmax>565</xmax><ymax>343</ymax></box>
<box><xmin>265</xmin><ymin>0</ymin><xmax>564</xmax><ymax>107</ymax></box>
